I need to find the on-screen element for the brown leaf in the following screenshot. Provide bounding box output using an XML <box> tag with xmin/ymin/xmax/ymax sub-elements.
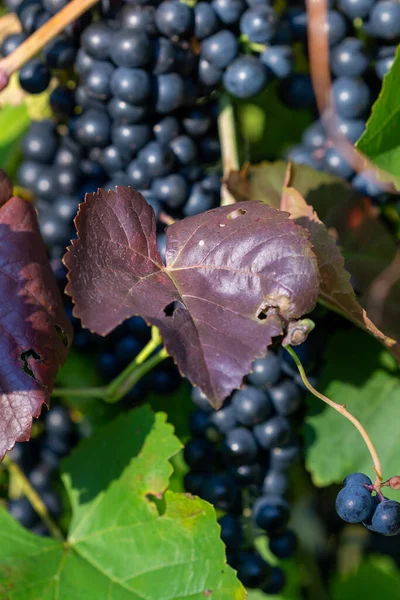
<box><xmin>64</xmin><ymin>187</ymin><xmax>321</xmax><ymax>408</ymax></box>
<box><xmin>281</xmin><ymin>185</ymin><xmax>400</xmax><ymax>363</ymax></box>
<box><xmin>0</xmin><ymin>196</ymin><xmax>73</xmax><ymax>459</ymax></box>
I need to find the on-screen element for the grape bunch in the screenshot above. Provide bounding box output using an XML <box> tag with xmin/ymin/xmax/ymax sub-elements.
<box><xmin>285</xmin><ymin>0</ymin><xmax>400</xmax><ymax>200</ymax></box>
<box><xmin>183</xmin><ymin>345</ymin><xmax>317</xmax><ymax>593</ymax></box>
<box><xmin>7</xmin><ymin>405</ymin><xmax>76</xmax><ymax>536</ymax></box>
<box><xmin>336</xmin><ymin>473</ymin><xmax>400</xmax><ymax>536</ymax></box>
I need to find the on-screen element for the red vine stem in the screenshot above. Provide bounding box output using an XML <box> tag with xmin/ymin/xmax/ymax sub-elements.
<box><xmin>0</xmin><ymin>0</ymin><xmax>99</xmax><ymax>90</ymax></box>
<box><xmin>285</xmin><ymin>345</ymin><xmax>383</xmax><ymax>487</ymax></box>
<box><xmin>305</xmin><ymin>0</ymin><xmax>398</xmax><ymax>194</ymax></box>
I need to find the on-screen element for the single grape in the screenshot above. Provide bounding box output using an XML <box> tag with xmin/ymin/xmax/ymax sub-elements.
<box><xmin>260</xmin><ymin>45</ymin><xmax>293</xmax><ymax>79</ymax></box>
<box><xmin>247</xmin><ymin>353</ymin><xmax>282</xmax><ymax>387</ymax></box>
<box><xmin>201</xmin><ymin>474</ymin><xmax>241</xmax><ymax>512</ymax></box>
<box><xmin>152</xmin><ymin>174</ymin><xmax>188</xmax><ymax>208</ymax></box>
<box><xmin>332</xmin><ymin>77</ymin><xmax>370</xmax><ymax>119</ymax></box>
<box><xmin>269</xmin><ymin>529</ymin><xmax>297</xmax><ymax>559</ymax></box>
<box><xmin>198</xmin><ymin>58</ymin><xmax>223</xmax><ymax>87</ymax></box>
<box><xmin>253</xmin><ymin>416</ymin><xmax>291</xmax><ymax>449</ymax></box>
<box><xmin>218</xmin><ymin>514</ymin><xmax>243</xmax><ymax>548</ymax></box>
<box><xmin>75</xmin><ymin>109</ymin><xmax>111</xmax><ymax>148</ymax></box>
<box><xmin>112</xmin><ymin>123</ymin><xmax>151</xmax><ymax>156</ymax></box>
<box><xmin>109</xmin><ymin>30</ymin><xmax>152</xmax><ymax>68</ymax></box>
<box><xmin>338</xmin><ymin>0</ymin><xmax>375</xmax><ymax>18</ymax></box>
<box><xmin>44</xmin><ymin>36</ymin><xmax>77</xmax><ymax>69</ymax></box>
<box><xmin>201</xmin><ymin>30</ymin><xmax>238</xmax><ymax>70</ymax></box>
<box><xmin>19</xmin><ymin>59</ymin><xmax>51</xmax><ymax>94</ymax></box>
<box><xmin>336</xmin><ymin>484</ymin><xmax>375</xmax><ymax>523</ymax></box>
<box><xmin>110</xmin><ymin>67</ymin><xmax>151</xmax><ymax>104</ymax></box>
<box><xmin>223</xmin><ymin>56</ymin><xmax>267</xmax><ymax>99</ymax></box>
<box><xmin>343</xmin><ymin>472</ymin><xmax>372</xmax><ymax>487</ymax></box>
<box><xmin>261</xmin><ymin>566</ymin><xmax>286</xmax><ymax>595</ymax></box>
<box><xmin>170</xmin><ymin>135</ymin><xmax>198</xmax><ymax>165</ymax></box>
<box><xmin>183</xmin><ymin>183</ymin><xmax>215</xmax><ymax>216</ymax></box>
<box><xmin>224</xmin><ymin>427</ymin><xmax>259</xmax><ymax>463</ymax></box>
<box><xmin>366</xmin><ymin>1</ymin><xmax>400</xmax><ymax>39</ymax></box>
<box><xmin>236</xmin><ymin>551</ymin><xmax>272</xmax><ymax>589</ymax></box>
<box><xmin>269</xmin><ymin>380</ymin><xmax>302</xmax><ymax>416</ymax></box>
<box><xmin>262</xmin><ymin>470</ymin><xmax>289</xmax><ymax>496</ymax></box>
<box><xmin>194</xmin><ymin>2</ymin><xmax>219</xmax><ymax>39</ymax></box>
<box><xmin>153</xmin><ymin>116</ymin><xmax>181</xmax><ymax>146</ymax></box>
<box><xmin>375</xmin><ymin>46</ymin><xmax>396</xmax><ymax>79</ymax></box>
<box><xmin>331</xmin><ymin>38</ymin><xmax>369</xmax><ymax>78</ymax></box>
<box><xmin>138</xmin><ymin>141</ymin><xmax>176</xmax><ymax>178</ymax></box>
<box><xmin>231</xmin><ymin>386</ymin><xmax>272</xmax><ymax>426</ymax></box>
<box><xmin>183</xmin><ymin>438</ymin><xmax>215</xmax><ymax>469</ymax></box>
<box><xmin>301</xmin><ymin>121</ymin><xmax>326</xmax><ymax>151</ymax></box>
<box><xmin>155</xmin><ymin>1</ymin><xmax>194</xmax><ymax>38</ymax></box>
<box><xmin>81</xmin><ymin>23</ymin><xmax>112</xmax><ymax>60</ymax></box>
<box><xmin>84</xmin><ymin>61</ymin><xmax>114</xmax><ymax>101</ymax></box>
<box><xmin>253</xmin><ymin>495</ymin><xmax>290</xmax><ymax>533</ymax></box>
<box><xmin>191</xmin><ymin>387</ymin><xmax>212</xmax><ymax>412</ymax></box>
<box><xmin>209</xmin><ymin>405</ymin><xmax>237</xmax><ymax>434</ymax></box>
<box><xmin>8</xmin><ymin>497</ymin><xmax>38</xmax><ymax>528</ymax></box>
<box><xmin>240</xmin><ymin>6</ymin><xmax>278</xmax><ymax>43</ymax></box>
<box><xmin>155</xmin><ymin>73</ymin><xmax>185</xmax><ymax>113</ymax></box>
<box><xmin>322</xmin><ymin>147</ymin><xmax>354</xmax><ymax>179</ymax></box>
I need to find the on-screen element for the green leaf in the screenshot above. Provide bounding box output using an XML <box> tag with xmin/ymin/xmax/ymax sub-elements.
<box><xmin>305</xmin><ymin>329</ymin><xmax>400</xmax><ymax>488</ymax></box>
<box><xmin>331</xmin><ymin>555</ymin><xmax>400</xmax><ymax>600</ymax></box>
<box><xmin>0</xmin><ymin>406</ymin><xmax>245</xmax><ymax>599</ymax></box>
<box><xmin>356</xmin><ymin>46</ymin><xmax>400</xmax><ymax>190</ymax></box>
<box><xmin>0</xmin><ymin>103</ymin><xmax>30</xmax><ymax>180</ymax></box>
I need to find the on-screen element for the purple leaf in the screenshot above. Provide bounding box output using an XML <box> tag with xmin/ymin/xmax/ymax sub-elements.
<box><xmin>0</xmin><ymin>192</ymin><xmax>73</xmax><ymax>460</ymax></box>
<box><xmin>65</xmin><ymin>188</ymin><xmax>320</xmax><ymax>408</ymax></box>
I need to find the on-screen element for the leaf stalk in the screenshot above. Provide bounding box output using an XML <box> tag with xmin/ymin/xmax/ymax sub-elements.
<box><xmin>218</xmin><ymin>94</ymin><xmax>240</xmax><ymax>206</ymax></box>
<box><xmin>3</xmin><ymin>456</ymin><xmax>64</xmax><ymax>540</ymax></box>
<box><xmin>285</xmin><ymin>345</ymin><xmax>383</xmax><ymax>488</ymax></box>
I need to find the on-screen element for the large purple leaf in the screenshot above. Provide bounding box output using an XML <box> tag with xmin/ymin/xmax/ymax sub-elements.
<box><xmin>0</xmin><ymin>192</ymin><xmax>73</xmax><ymax>459</ymax></box>
<box><xmin>64</xmin><ymin>188</ymin><xmax>320</xmax><ymax>408</ymax></box>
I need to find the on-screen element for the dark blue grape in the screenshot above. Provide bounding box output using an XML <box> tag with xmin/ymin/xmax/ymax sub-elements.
<box><xmin>237</xmin><ymin>551</ymin><xmax>272</xmax><ymax>589</ymax></box>
<box><xmin>198</xmin><ymin>58</ymin><xmax>223</xmax><ymax>87</ymax></box>
<box><xmin>22</xmin><ymin>124</ymin><xmax>58</xmax><ymax>164</ymax></box>
<box><xmin>338</xmin><ymin>0</ymin><xmax>375</xmax><ymax>18</ymax></box>
<box><xmin>1</xmin><ymin>33</ymin><xmax>27</xmax><ymax>57</ymax></box>
<box><xmin>34</xmin><ymin>168</ymin><xmax>59</xmax><ymax>199</ymax></box>
<box><xmin>112</xmin><ymin>123</ymin><xmax>151</xmax><ymax>156</ymax></box>
<box><xmin>201</xmin><ymin>30</ymin><xmax>238</xmax><ymax>70</ymax></box>
<box><xmin>110</xmin><ymin>67</ymin><xmax>151</xmax><ymax>104</ymax></box>
<box><xmin>336</xmin><ymin>484</ymin><xmax>375</xmax><ymax>523</ymax></box>
<box><xmin>138</xmin><ymin>141</ymin><xmax>175</xmax><ymax>178</ymax></box>
<box><xmin>121</xmin><ymin>5</ymin><xmax>157</xmax><ymax>34</ymax></box>
<box><xmin>371</xmin><ymin>500</ymin><xmax>400</xmax><ymax>536</ymax></box>
<box><xmin>269</xmin><ymin>529</ymin><xmax>297</xmax><ymax>559</ymax></box>
<box><xmin>261</xmin><ymin>566</ymin><xmax>286</xmax><ymax>594</ymax></box>
<box><xmin>42</xmin><ymin>491</ymin><xmax>63</xmax><ymax>519</ymax></box>
<box><xmin>247</xmin><ymin>353</ymin><xmax>281</xmax><ymax>387</ymax></box>
<box><xmin>343</xmin><ymin>472</ymin><xmax>372</xmax><ymax>487</ymax></box>
<box><xmin>254</xmin><ymin>416</ymin><xmax>291</xmax><ymax>450</ymax></box>
<box><xmin>209</xmin><ymin>405</ymin><xmax>237</xmax><ymax>434</ymax></box>
<box><xmin>28</xmin><ymin>463</ymin><xmax>53</xmax><ymax>491</ymax></box>
<box><xmin>212</xmin><ymin>0</ymin><xmax>246</xmax><ymax>24</ymax></box>
<box><xmin>331</xmin><ymin>38</ymin><xmax>369</xmax><ymax>78</ymax></box>
<box><xmin>184</xmin><ymin>438</ymin><xmax>215</xmax><ymax>469</ymax></box>
<box><xmin>366</xmin><ymin>1</ymin><xmax>400</xmax><ymax>40</ymax></box>
<box><xmin>44</xmin><ymin>37</ymin><xmax>77</xmax><ymax>69</ymax></box>
<box><xmin>201</xmin><ymin>474</ymin><xmax>240</xmax><ymax>512</ymax></box>
<box><xmin>155</xmin><ymin>73</ymin><xmax>184</xmax><ymax>113</ymax></box>
<box><xmin>126</xmin><ymin>159</ymin><xmax>152</xmax><ymax>189</ymax></box>
<box><xmin>224</xmin><ymin>427</ymin><xmax>259</xmax><ymax>463</ymax></box>
<box><xmin>50</xmin><ymin>86</ymin><xmax>76</xmax><ymax>117</ymax></box>
<box><xmin>301</xmin><ymin>121</ymin><xmax>326</xmax><ymax>151</ymax></box>
<box><xmin>75</xmin><ymin>48</ymin><xmax>95</xmax><ymax>77</ymax></box>
<box><xmin>96</xmin><ymin>351</ymin><xmax>119</xmax><ymax>380</ymax></box>
<box><xmin>183</xmin><ymin>183</ymin><xmax>215</xmax><ymax>216</ymax></box>
<box><xmin>332</xmin><ymin>77</ymin><xmax>371</xmax><ymax>119</ymax></box>
<box><xmin>81</xmin><ymin>23</ymin><xmax>112</xmax><ymax>60</ymax></box>
<box><xmin>8</xmin><ymin>497</ymin><xmax>38</xmax><ymax>528</ymax></box>
<box><xmin>152</xmin><ymin>37</ymin><xmax>176</xmax><ymax>75</ymax></box>
<box><xmin>260</xmin><ymin>45</ymin><xmax>293</xmax><ymax>79</ymax></box>
<box><xmin>253</xmin><ymin>495</ymin><xmax>290</xmax><ymax>533</ymax></box>
<box><xmin>231</xmin><ymin>386</ymin><xmax>272</xmax><ymax>426</ymax></box>
<box><xmin>334</xmin><ymin>117</ymin><xmax>366</xmax><ymax>143</ymax></box>
<box><xmin>322</xmin><ymin>147</ymin><xmax>354</xmax><ymax>179</ymax></box>
<box><xmin>201</xmin><ymin>173</ymin><xmax>221</xmax><ymax>194</ymax></box>
<box><xmin>170</xmin><ymin>135</ymin><xmax>197</xmax><ymax>165</ymax></box>
<box><xmin>183</xmin><ymin>110</ymin><xmax>212</xmax><ymax>138</ymax></box>
<box><xmin>18</xmin><ymin>1</ymin><xmax>42</xmax><ymax>34</ymax></box>
<box><xmin>233</xmin><ymin>463</ymin><xmax>264</xmax><ymax>486</ymax></box>
<box><xmin>240</xmin><ymin>6</ymin><xmax>278</xmax><ymax>43</ymax></box>
<box><xmin>19</xmin><ymin>60</ymin><xmax>51</xmax><ymax>94</ymax></box>
<box><xmin>109</xmin><ymin>30</ymin><xmax>152</xmax><ymax>68</ymax></box>
<box><xmin>375</xmin><ymin>46</ymin><xmax>396</xmax><ymax>79</ymax></box>
<box><xmin>18</xmin><ymin>160</ymin><xmax>42</xmax><ymax>189</ymax></box>
<box><xmin>155</xmin><ymin>1</ymin><xmax>194</xmax><ymax>38</ymax></box>
<box><xmin>152</xmin><ymin>173</ymin><xmax>188</xmax><ymax>208</ymax></box>
<box><xmin>269</xmin><ymin>380</ymin><xmax>302</xmax><ymax>416</ymax></box>
<box><xmin>102</xmin><ymin>145</ymin><xmax>128</xmax><ymax>174</ymax></box>
<box><xmin>287</xmin><ymin>8</ymin><xmax>307</xmax><ymax>40</ymax></box>
<box><xmin>194</xmin><ymin>2</ymin><xmax>219</xmax><ymax>39</ymax></box>
<box><xmin>84</xmin><ymin>61</ymin><xmax>114</xmax><ymax>100</ymax></box>
<box><xmin>108</xmin><ymin>97</ymin><xmax>148</xmax><ymax>124</ymax></box>
<box><xmin>75</xmin><ymin>109</ymin><xmax>111</xmax><ymax>148</ymax></box>
<box><xmin>352</xmin><ymin>171</ymin><xmax>384</xmax><ymax>197</ymax></box>
<box><xmin>223</xmin><ymin>56</ymin><xmax>267</xmax><ymax>98</ymax></box>
<box><xmin>191</xmin><ymin>387</ymin><xmax>213</xmax><ymax>412</ymax></box>
<box><xmin>54</xmin><ymin>195</ymin><xmax>80</xmax><ymax>222</ymax></box>
<box><xmin>288</xmin><ymin>145</ymin><xmax>318</xmax><ymax>169</ymax></box>
<box><xmin>153</xmin><ymin>116</ymin><xmax>180</xmax><ymax>146</ymax></box>
<box><xmin>39</xmin><ymin>212</ymin><xmax>71</xmax><ymax>246</ymax></box>
<box><xmin>218</xmin><ymin>514</ymin><xmax>243</xmax><ymax>548</ymax></box>
<box><xmin>115</xmin><ymin>335</ymin><xmax>142</xmax><ymax>367</ymax></box>
<box><xmin>55</xmin><ymin>167</ymin><xmax>80</xmax><ymax>196</ymax></box>
<box><xmin>262</xmin><ymin>470</ymin><xmax>289</xmax><ymax>496</ymax></box>
<box><xmin>326</xmin><ymin>10</ymin><xmax>347</xmax><ymax>46</ymax></box>
<box><xmin>75</xmin><ymin>86</ymin><xmax>107</xmax><ymax>112</ymax></box>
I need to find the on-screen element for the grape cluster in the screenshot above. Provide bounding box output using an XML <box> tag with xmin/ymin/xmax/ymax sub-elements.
<box><xmin>336</xmin><ymin>473</ymin><xmax>400</xmax><ymax>536</ymax></box>
<box><xmin>6</xmin><ymin>405</ymin><xmax>76</xmax><ymax>535</ymax></box>
<box><xmin>184</xmin><ymin>346</ymin><xmax>315</xmax><ymax>593</ymax></box>
<box><xmin>285</xmin><ymin>0</ymin><xmax>399</xmax><ymax>199</ymax></box>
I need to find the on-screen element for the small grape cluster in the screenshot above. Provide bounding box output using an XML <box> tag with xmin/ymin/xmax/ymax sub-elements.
<box><xmin>6</xmin><ymin>405</ymin><xmax>76</xmax><ymax>535</ymax></box>
<box><xmin>184</xmin><ymin>347</ymin><xmax>311</xmax><ymax>593</ymax></box>
<box><xmin>336</xmin><ymin>472</ymin><xmax>400</xmax><ymax>536</ymax></box>
<box><xmin>286</xmin><ymin>0</ymin><xmax>400</xmax><ymax>199</ymax></box>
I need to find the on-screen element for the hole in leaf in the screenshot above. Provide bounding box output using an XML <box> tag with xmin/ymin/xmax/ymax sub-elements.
<box><xmin>227</xmin><ymin>208</ymin><xmax>246</xmax><ymax>220</ymax></box>
<box><xmin>55</xmin><ymin>324</ymin><xmax>69</xmax><ymax>347</ymax></box>
<box><xmin>163</xmin><ymin>300</ymin><xmax>185</xmax><ymax>317</ymax></box>
<box><xmin>20</xmin><ymin>349</ymin><xmax>41</xmax><ymax>380</ymax></box>
<box><xmin>257</xmin><ymin>311</ymin><xmax>267</xmax><ymax>321</ymax></box>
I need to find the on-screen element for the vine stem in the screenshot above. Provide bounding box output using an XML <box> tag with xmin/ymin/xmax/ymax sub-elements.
<box><xmin>3</xmin><ymin>456</ymin><xmax>64</xmax><ymax>541</ymax></box>
<box><xmin>51</xmin><ymin>328</ymin><xmax>169</xmax><ymax>403</ymax></box>
<box><xmin>285</xmin><ymin>345</ymin><xmax>383</xmax><ymax>487</ymax></box>
<box><xmin>218</xmin><ymin>94</ymin><xmax>239</xmax><ymax>206</ymax></box>
<box><xmin>0</xmin><ymin>0</ymin><xmax>99</xmax><ymax>90</ymax></box>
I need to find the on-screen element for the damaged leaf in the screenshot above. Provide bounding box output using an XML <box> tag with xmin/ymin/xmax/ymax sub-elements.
<box><xmin>64</xmin><ymin>187</ymin><xmax>320</xmax><ymax>408</ymax></box>
<box><xmin>0</xmin><ymin>173</ymin><xmax>73</xmax><ymax>460</ymax></box>
<box><xmin>281</xmin><ymin>184</ymin><xmax>400</xmax><ymax>363</ymax></box>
